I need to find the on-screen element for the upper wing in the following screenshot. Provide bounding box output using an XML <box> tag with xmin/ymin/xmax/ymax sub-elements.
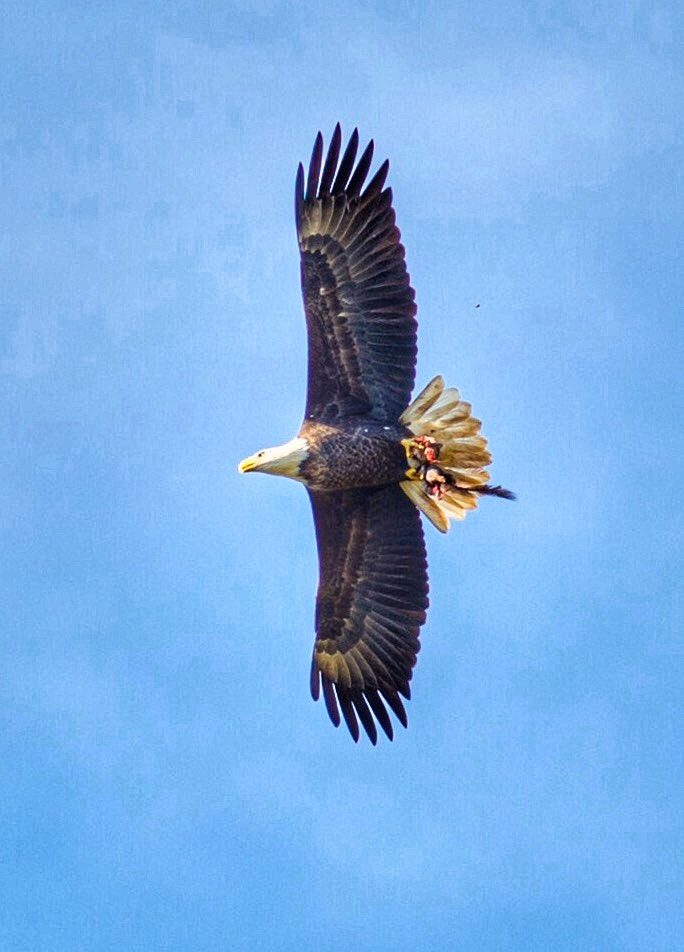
<box><xmin>308</xmin><ymin>484</ymin><xmax>429</xmax><ymax>743</ymax></box>
<box><xmin>296</xmin><ymin>125</ymin><xmax>418</xmax><ymax>424</ymax></box>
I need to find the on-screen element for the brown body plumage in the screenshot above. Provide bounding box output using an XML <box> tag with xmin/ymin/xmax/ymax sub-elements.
<box><xmin>298</xmin><ymin>421</ymin><xmax>407</xmax><ymax>491</ymax></box>
<box><xmin>238</xmin><ymin>125</ymin><xmax>512</xmax><ymax>744</ymax></box>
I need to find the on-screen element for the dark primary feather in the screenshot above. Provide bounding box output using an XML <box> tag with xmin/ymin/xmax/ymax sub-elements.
<box><xmin>308</xmin><ymin>485</ymin><xmax>429</xmax><ymax>743</ymax></box>
<box><xmin>296</xmin><ymin>124</ymin><xmax>418</xmax><ymax>424</ymax></box>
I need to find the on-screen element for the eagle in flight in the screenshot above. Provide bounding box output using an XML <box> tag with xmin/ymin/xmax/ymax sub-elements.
<box><xmin>239</xmin><ymin>126</ymin><xmax>512</xmax><ymax>744</ymax></box>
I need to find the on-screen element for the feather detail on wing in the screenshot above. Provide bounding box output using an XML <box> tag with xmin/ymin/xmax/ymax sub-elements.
<box><xmin>308</xmin><ymin>484</ymin><xmax>429</xmax><ymax>743</ymax></box>
<box><xmin>296</xmin><ymin>125</ymin><xmax>418</xmax><ymax>424</ymax></box>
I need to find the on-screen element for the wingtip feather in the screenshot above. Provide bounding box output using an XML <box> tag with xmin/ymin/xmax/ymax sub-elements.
<box><xmin>319</xmin><ymin>124</ymin><xmax>342</xmax><ymax>196</ymax></box>
<box><xmin>347</xmin><ymin>138</ymin><xmax>374</xmax><ymax>196</ymax></box>
<box><xmin>322</xmin><ymin>676</ymin><xmax>340</xmax><ymax>727</ymax></box>
<box><xmin>306</xmin><ymin>132</ymin><xmax>324</xmax><ymax>202</ymax></box>
<box><xmin>338</xmin><ymin>690</ymin><xmax>360</xmax><ymax>742</ymax></box>
<box><xmin>295</xmin><ymin>163</ymin><xmax>305</xmax><ymax>230</ymax></box>
<box><xmin>383</xmin><ymin>690</ymin><xmax>408</xmax><ymax>729</ymax></box>
<box><xmin>331</xmin><ymin>127</ymin><xmax>359</xmax><ymax>194</ymax></box>
<box><xmin>362</xmin><ymin>158</ymin><xmax>390</xmax><ymax>200</ymax></box>
<box><xmin>310</xmin><ymin>656</ymin><xmax>320</xmax><ymax>700</ymax></box>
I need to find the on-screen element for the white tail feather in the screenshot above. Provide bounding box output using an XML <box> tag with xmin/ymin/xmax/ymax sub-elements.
<box><xmin>400</xmin><ymin>376</ymin><xmax>493</xmax><ymax>531</ymax></box>
<box><xmin>399</xmin><ymin>376</ymin><xmax>444</xmax><ymax>424</ymax></box>
<box><xmin>400</xmin><ymin>480</ymin><xmax>449</xmax><ymax>533</ymax></box>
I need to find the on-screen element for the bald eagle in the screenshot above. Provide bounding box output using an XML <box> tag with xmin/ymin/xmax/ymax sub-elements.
<box><xmin>239</xmin><ymin>126</ymin><xmax>512</xmax><ymax>744</ymax></box>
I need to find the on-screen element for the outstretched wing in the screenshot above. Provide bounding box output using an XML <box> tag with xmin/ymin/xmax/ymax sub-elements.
<box><xmin>296</xmin><ymin>125</ymin><xmax>418</xmax><ymax>424</ymax></box>
<box><xmin>308</xmin><ymin>484</ymin><xmax>429</xmax><ymax>743</ymax></box>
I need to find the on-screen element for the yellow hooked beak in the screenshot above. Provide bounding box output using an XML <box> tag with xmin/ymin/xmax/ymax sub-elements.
<box><xmin>236</xmin><ymin>438</ymin><xmax>308</xmax><ymax>480</ymax></box>
<box><xmin>238</xmin><ymin>454</ymin><xmax>261</xmax><ymax>473</ymax></box>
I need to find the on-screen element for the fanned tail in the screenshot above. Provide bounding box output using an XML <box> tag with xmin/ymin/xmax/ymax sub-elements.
<box><xmin>399</xmin><ymin>375</ymin><xmax>514</xmax><ymax>532</ymax></box>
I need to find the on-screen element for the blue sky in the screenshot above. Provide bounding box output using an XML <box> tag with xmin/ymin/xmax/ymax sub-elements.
<box><xmin>2</xmin><ymin>2</ymin><xmax>683</xmax><ymax>949</ymax></box>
